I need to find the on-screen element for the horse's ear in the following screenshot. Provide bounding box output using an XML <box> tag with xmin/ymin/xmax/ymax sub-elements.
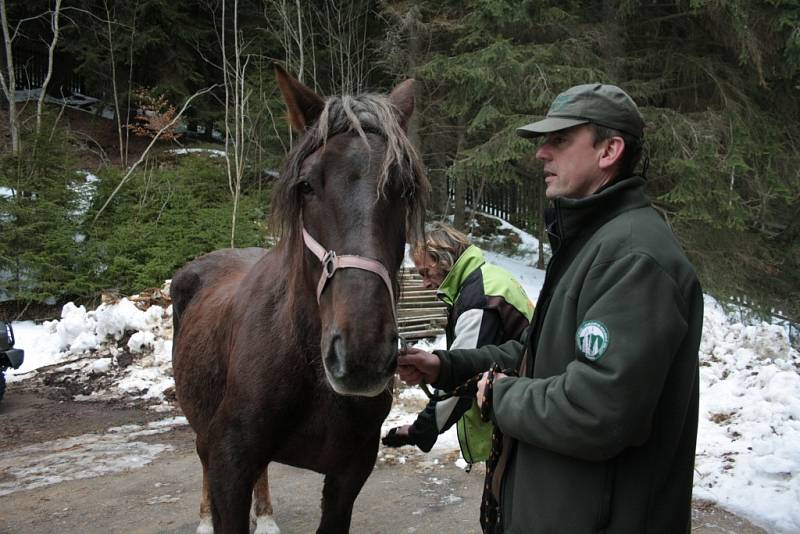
<box><xmin>388</xmin><ymin>79</ymin><xmax>415</xmax><ymax>131</ymax></box>
<box><xmin>274</xmin><ymin>63</ymin><xmax>324</xmax><ymax>132</ymax></box>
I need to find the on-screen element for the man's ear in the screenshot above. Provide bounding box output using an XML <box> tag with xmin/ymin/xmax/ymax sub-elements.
<box><xmin>274</xmin><ymin>63</ymin><xmax>325</xmax><ymax>132</ymax></box>
<box><xmin>598</xmin><ymin>136</ymin><xmax>626</xmax><ymax>171</ymax></box>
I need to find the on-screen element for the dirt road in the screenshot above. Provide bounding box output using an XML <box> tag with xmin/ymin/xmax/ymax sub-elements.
<box><xmin>0</xmin><ymin>384</ymin><xmax>766</xmax><ymax>533</ymax></box>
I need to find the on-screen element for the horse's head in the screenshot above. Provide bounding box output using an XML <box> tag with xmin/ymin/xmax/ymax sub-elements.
<box><xmin>272</xmin><ymin>66</ymin><xmax>429</xmax><ymax>397</ymax></box>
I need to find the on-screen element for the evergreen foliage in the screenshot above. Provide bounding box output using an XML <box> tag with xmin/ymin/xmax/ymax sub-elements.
<box><xmin>0</xmin><ymin>123</ymin><xmax>270</xmax><ymax>306</ymax></box>
<box><xmin>1</xmin><ymin>0</ymin><xmax>798</xmax><ymax>320</ymax></box>
<box><xmin>380</xmin><ymin>0</ymin><xmax>800</xmax><ymax>319</ymax></box>
<box><xmin>0</xmin><ymin>123</ymin><xmax>83</xmax><ymax>303</ymax></box>
<box><xmin>84</xmin><ymin>153</ymin><xmax>270</xmax><ymax>296</ymax></box>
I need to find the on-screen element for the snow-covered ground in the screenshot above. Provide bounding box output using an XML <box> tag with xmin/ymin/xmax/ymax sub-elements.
<box><xmin>6</xmin><ymin>217</ymin><xmax>800</xmax><ymax>533</ymax></box>
<box><xmin>168</xmin><ymin>148</ymin><xmax>227</xmax><ymax>158</ymax></box>
<box><xmin>0</xmin><ymin>417</ymin><xmax>183</xmax><ymax>497</ymax></box>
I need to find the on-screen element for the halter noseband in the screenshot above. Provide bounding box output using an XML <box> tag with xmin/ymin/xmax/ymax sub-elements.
<box><xmin>302</xmin><ymin>227</ymin><xmax>396</xmax><ymax>321</ymax></box>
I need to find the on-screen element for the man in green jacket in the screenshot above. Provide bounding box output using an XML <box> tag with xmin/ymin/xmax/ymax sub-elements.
<box><xmin>398</xmin><ymin>84</ymin><xmax>703</xmax><ymax>533</ymax></box>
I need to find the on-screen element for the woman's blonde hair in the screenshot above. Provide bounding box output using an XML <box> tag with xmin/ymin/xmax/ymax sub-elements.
<box><xmin>412</xmin><ymin>222</ymin><xmax>471</xmax><ymax>274</ymax></box>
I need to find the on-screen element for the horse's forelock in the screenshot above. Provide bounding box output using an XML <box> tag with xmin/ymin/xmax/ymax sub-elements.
<box><xmin>270</xmin><ymin>92</ymin><xmax>429</xmax><ymax>249</ymax></box>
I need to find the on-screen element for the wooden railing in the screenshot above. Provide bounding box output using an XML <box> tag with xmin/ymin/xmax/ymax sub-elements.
<box><xmin>11</xmin><ymin>44</ymin><xmax>83</xmax><ymax>95</ymax></box>
<box><xmin>397</xmin><ymin>268</ymin><xmax>447</xmax><ymax>340</ymax></box>
<box><xmin>447</xmin><ymin>177</ymin><xmax>540</xmax><ymax>235</ymax></box>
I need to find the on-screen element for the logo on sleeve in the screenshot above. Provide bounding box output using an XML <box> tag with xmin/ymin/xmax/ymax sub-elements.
<box><xmin>576</xmin><ymin>320</ymin><xmax>609</xmax><ymax>361</ymax></box>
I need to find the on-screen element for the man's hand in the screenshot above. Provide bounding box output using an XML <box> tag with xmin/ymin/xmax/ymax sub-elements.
<box><xmin>477</xmin><ymin>371</ymin><xmax>508</xmax><ymax>411</ymax></box>
<box><xmin>397</xmin><ymin>347</ymin><xmax>440</xmax><ymax>386</ymax></box>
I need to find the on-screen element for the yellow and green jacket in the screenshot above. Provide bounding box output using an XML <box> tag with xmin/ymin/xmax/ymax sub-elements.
<box><xmin>411</xmin><ymin>245</ymin><xmax>533</xmax><ymax>463</ymax></box>
<box><xmin>438</xmin><ymin>245</ymin><xmax>533</xmax><ymax>352</ymax></box>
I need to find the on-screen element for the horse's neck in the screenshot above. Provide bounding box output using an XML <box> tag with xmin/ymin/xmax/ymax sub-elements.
<box><xmin>273</xmin><ymin>245</ymin><xmax>323</xmax><ymax>345</ymax></box>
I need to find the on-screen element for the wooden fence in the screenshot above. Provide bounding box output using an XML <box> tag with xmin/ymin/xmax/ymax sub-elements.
<box><xmin>447</xmin><ymin>176</ymin><xmax>541</xmax><ymax>234</ymax></box>
<box><xmin>11</xmin><ymin>44</ymin><xmax>83</xmax><ymax>95</ymax></box>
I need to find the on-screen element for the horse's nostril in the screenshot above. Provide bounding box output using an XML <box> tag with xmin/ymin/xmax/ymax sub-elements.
<box><xmin>325</xmin><ymin>335</ymin><xmax>346</xmax><ymax>378</ymax></box>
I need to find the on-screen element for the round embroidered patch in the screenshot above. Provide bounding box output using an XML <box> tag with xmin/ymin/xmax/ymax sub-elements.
<box><xmin>576</xmin><ymin>320</ymin><xmax>610</xmax><ymax>361</ymax></box>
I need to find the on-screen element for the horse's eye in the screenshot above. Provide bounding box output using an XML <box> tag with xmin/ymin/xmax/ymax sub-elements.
<box><xmin>298</xmin><ymin>180</ymin><xmax>314</xmax><ymax>195</ymax></box>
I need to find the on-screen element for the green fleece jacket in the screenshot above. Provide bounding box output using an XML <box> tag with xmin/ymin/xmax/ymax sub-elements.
<box><xmin>434</xmin><ymin>177</ymin><xmax>703</xmax><ymax>533</ymax></box>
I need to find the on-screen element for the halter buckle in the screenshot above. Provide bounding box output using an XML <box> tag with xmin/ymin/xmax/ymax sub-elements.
<box><xmin>322</xmin><ymin>250</ymin><xmax>337</xmax><ymax>278</ymax></box>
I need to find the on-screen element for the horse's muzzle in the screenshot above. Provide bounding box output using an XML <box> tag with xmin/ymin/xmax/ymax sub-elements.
<box><xmin>323</xmin><ymin>331</ymin><xmax>397</xmax><ymax>397</ymax></box>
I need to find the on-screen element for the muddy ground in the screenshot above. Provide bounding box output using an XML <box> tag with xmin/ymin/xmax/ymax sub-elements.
<box><xmin>0</xmin><ymin>383</ymin><xmax>767</xmax><ymax>534</ymax></box>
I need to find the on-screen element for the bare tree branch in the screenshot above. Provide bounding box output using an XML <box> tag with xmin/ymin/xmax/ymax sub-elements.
<box><xmin>10</xmin><ymin>10</ymin><xmax>49</xmax><ymax>41</ymax></box>
<box><xmin>92</xmin><ymin>85</ymin><xmax>220</xmax><ymax>222</ymax></box>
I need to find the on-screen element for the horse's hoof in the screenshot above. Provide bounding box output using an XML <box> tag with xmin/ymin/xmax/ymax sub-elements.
<box><xmin>196</xmin><ymin>517</ymin><xmax>214</xmax><ymax>534</ymax></box>
<box><xmin>254</xmin><ymin>515</ymin><xmax>281</xmax><ymax>534</ymax></box>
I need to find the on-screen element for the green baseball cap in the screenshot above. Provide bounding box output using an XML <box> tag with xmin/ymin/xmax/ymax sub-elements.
<box><xmin>516</xmin><ymin>83</ymin><xmax>644</xmax><ymax>139</ymax></box>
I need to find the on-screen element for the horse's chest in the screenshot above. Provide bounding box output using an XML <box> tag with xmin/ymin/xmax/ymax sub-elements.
<box><xmin>274</xmin><ymin>393</ymin><xmax>391</xmax><ymax>472</ymax></box>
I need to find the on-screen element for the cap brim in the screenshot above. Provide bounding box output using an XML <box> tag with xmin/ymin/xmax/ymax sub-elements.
<box><xmin>516</xmin><ymin>117</ymin><xmax>589</xmax><ymax>138</ymax></box>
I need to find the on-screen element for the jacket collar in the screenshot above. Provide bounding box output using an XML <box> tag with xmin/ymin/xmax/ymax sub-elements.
<box><xmin>437</xmin><ymin>245</ymin><xmax>485</xmax><ymax>306</ymax></box>
<box><xmin>546</xmin><ymin>176</ymin><xmax>650</xmax><ymax>249</ymax></box>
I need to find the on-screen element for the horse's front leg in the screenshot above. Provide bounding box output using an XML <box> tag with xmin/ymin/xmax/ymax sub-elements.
<box><xmin>207</xmin><ymin>410</ymin><xmax>268</xmax><ymax>534</ymax></box>
<box><xmin>251</xmin><ymin>465</ymin><xmax>280</xmax><ymax>534</ymax></box>
<box><xmin>197</xmin><ymin>458</ymin><xmax>214</xmax><ymax>534</ymax></box>
<box><xmin>317</xmin><ymin>432</ymin><xmax>380</xmax><ymax>534</ymax></box>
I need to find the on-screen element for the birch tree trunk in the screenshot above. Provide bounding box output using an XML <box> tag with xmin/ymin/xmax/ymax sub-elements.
<box><xmin>222</xmin><ymin>0</ymin><xmax>250</xmax><ymax>247</ymax></box>
<box><xmin>103</xmin><ymin>1</ymin><xmax>126</xmax><ymax>166</ymax></box>
<box><xmin>0</xmin><ymin>0</ymin><xmax>19</xmax><ymax>153</ymax></box>
<box><xmin>35</xmin><ymin>0</ymin><xmax>63</xmax><ymax>136</ymax></box>
<box><xmin>123</xmin><ymin>5</ymin><xmax>138</xmax><ymax>168</ymax></box>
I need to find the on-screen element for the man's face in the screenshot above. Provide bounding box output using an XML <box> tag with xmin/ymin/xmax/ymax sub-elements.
<box><xmin>535</xmin><ymin>124</ymin><xmax>609</xmax><ymax>200</ymax></box>
<box><xmin>413</xmin><ymin>254</ymin><xmax>446</xmax><ymax>290</ymax></box>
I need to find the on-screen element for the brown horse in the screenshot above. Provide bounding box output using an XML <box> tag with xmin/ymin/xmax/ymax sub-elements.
<box><xmin>170</xmin><ymin>66</ymin><xmax>429</xmax><ymax>534</ymax></box>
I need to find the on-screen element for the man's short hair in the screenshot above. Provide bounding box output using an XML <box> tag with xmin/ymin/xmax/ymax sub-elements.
<box><xmin>590</xmin><ymin>124</ymin><xmax>643</xmax><ymax>178</ymax></box>
<box><xmin>412</xmin><ymin>222</ymin><xmax>471</xmax><ymax>274</ymax></box>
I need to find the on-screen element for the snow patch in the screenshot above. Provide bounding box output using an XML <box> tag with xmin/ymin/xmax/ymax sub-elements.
<box><xmin>0</xmin><ymin>417</ymin><xmax>186</xmax><ymax>496</ymax></box>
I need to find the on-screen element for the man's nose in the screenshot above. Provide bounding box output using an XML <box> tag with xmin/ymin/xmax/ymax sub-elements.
<box><xmin>535</xmin><ymin>144</ymin><xmax>550</xmax><ymax>161</ymax></box>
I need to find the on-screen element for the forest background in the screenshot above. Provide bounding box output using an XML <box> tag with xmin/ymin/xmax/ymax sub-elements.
<box><xmin>0</xmin><ymin>0</ymin><xmax>798</xmax><ymax>325</ymax></box>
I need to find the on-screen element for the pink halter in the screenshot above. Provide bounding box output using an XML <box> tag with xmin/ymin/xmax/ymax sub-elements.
<box><xmin>302</xmin><ymin>227</ymin><xmax>396</xmax><ymax>320</ymax></box>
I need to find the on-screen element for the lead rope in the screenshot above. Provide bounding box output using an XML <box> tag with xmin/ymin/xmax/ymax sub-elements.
<box><xmin>480</xmin><ymin>352</ymin><xmax>528</xmax><ymax>533</ymax></box>
<box><xmin>415</xmin><ymin>364</ymin><xmax>516</xmax><ymax>403</ymax></box>
<box><xmin>478</xmin><ymin>364</ymin><xmax>519</xmax><ymax>532</ymax></box>
<box><xmin>405</xmin><ymin>357</ymin><xmax>518</xmax><ymax>532</ymax></box>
